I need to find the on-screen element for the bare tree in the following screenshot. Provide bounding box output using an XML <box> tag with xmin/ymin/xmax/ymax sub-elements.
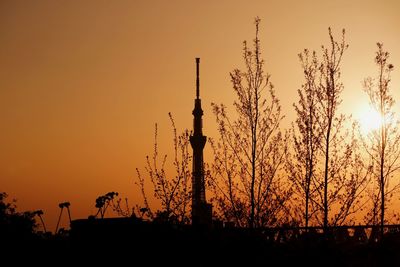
<box><xmin>33</xmin><ymin>210</ymin><xmax>47</xmax><ymax>233</ymax></box>
<box><xmin>136</xmin><ymin>113</ymin><xmax>192</xmax><ymax>224</ymax></box>
<box><xmin>209</xmin><ymin>17</ymin><xmax>291</xmax><ymax>228</ymax></box>
<box><xmin>94</xmin><ymin>192</ymin><xmax>119</xmax><ymax>219</ymax></box>
<box><xmin>288</xmin><ymin>49</ymin><xmax>321</xmax><ymax>230</ymax></box>
<box><xmin>317</xmin><ymin>28</ymin><xmax>349</xmax><ymax>230</ymax></box>
<box><xmin>291</xmin><ymin>29</ymin><xmax>370</xmax><ymax>231</ymax></box>
<box><xmin>361</xmin><ymin>43</ymin><xmax>400</xmax><ymax>239</ymax></box>
<box><xmin>110</xmin><ymin>197</ymin><xmax>134</xmax><ymax>218</ymax></box>
<box><xmin>55</xmin><ymin>202</ymin><xmax>71</xmax><ymax>233</ymax></box>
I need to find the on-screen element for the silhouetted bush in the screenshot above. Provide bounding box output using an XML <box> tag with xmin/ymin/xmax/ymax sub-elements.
<box><xmin>0</xmin><ymin>192</ymin><xmax>37</xmax><ymax>240</ymax></box>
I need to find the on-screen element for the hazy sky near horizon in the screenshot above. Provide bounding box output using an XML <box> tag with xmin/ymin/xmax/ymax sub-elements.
<box><xmin>1</xmin><ymin>0</ymin><xmax>400</xmax><ymax>231</ymax></box>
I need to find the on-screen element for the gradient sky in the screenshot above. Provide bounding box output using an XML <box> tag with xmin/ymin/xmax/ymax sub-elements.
<box><xmin>1</xmin><ymin>0</ymin><xmax>400</xmax><ymax>232</ymax></box>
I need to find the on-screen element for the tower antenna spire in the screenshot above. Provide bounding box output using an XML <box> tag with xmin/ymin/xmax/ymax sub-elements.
<box><xmin>196</xmin><ymin>58</ymin><xmax>200</xmax><ymax>99</ymax></box>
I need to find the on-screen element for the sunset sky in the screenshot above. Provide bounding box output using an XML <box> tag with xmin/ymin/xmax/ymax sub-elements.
<box><xmin>1</xmin><ymin>0</ymin><xmax>400</xmax><ymax>232</ymax></box>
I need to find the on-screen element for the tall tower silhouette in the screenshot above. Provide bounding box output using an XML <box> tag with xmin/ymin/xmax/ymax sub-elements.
<box><xmin>190</xmin><ymin>58</ymin><xmax>212</xmax><ymax>226</ymax></box>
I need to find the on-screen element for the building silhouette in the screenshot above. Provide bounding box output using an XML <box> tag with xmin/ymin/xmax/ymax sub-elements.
<box><xmin>190</xmin><ymin>58</ymin><xmax>212</xmax><ymax>226</ymax></box>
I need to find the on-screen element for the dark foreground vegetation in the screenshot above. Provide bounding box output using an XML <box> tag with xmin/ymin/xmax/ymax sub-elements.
<box><xmin>69</xmin><ymin>218</ymin><xmax>400</xmax><ymax>267</ymax></box>
<box><xmin>3</xmin><ymin>216</ymin><xmax>400</xmax><ymax>267</ymax></box>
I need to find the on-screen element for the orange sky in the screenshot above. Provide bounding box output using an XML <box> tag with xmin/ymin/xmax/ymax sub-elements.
<box><xmin>1</xmin><ymin>0</ymin><xmax>400</xmax><ymax>232</ymax></box>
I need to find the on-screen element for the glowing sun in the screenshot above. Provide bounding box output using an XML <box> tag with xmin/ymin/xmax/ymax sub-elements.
<box><xmin>357</xmin><ymin>105</ymin><xmax>382</xmax><ymax>134</ymax></box>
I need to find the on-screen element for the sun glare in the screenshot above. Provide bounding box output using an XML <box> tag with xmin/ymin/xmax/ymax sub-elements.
<box><xmin>357</xmin><ymin>105</ymin><xmax>382</xmax><ymax>135</ymax></box>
